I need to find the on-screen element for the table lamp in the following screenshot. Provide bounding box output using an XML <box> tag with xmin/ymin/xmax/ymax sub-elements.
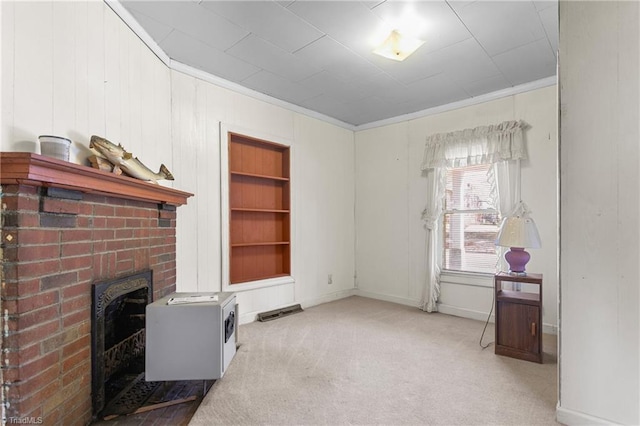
<box><xmin>495</xmin><ymin>202</ymin><xmax>541</xmax><ymax>276</ymax></box>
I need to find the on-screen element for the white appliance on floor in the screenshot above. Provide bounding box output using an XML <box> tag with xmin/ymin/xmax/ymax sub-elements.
<box><xmin>145</xmin><ymin>292</ymin><xmax>236</xmax><ymax>381</ymax></box>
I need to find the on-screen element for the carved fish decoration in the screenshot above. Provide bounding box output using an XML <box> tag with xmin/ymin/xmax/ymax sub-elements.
<box><xmin>89</xmin><ymin>135</ymin><xmax>174</xmax><ymax>183</ymax></box>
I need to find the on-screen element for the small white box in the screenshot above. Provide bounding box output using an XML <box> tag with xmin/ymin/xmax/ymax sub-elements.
<box><xmin>145</xmin><ymin>292</ymin><xmax>236</xmax><ymax>381</ymax></box>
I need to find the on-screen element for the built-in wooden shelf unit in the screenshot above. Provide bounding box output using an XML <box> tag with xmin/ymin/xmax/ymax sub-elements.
<box><xmin>228</xmin><ymin>132</ymin><xmax>290</xmax><ymax>284</ymax></box>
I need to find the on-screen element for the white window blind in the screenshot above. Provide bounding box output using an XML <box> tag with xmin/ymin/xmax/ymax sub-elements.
<box><xmin>443</xmin><ymin>164</ymin><xmax>499</xmax><ymax>274</ymax></box>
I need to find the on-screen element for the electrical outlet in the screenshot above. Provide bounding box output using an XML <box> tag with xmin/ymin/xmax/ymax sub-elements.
<box><xmin>328</xmin><ymin>274</ymin><xmax>333</xmax><ymax>285</ymax></box>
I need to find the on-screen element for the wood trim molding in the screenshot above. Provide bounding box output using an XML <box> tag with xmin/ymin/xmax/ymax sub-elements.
<box><xmin>1</xmin><ymin>152</ymin><xmax>193</xmax><ymax>206</ymax></box>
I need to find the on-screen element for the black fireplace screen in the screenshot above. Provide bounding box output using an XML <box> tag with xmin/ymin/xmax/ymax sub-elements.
<box><xmin>91</xmin><ymin>270</ymin><xmax>153</xmax><ymax>416</ymax></box>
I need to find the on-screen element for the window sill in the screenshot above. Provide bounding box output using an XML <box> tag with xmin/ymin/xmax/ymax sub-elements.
<box><xmin>440</xmin><ymin>270</ymin><xmax>494</xmax><ymax>288</ymax></box>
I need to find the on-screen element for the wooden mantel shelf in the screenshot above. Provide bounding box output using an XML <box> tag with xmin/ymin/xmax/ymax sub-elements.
<box><xmin>1</xmin><ymin>152</ymin><xmax>193</xmax><ymax>206</ymax></box>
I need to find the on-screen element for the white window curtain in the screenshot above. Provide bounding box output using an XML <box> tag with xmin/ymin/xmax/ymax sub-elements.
<box><xmin>419</xmin><ymin>120</ymin><xmax>527</xmax><ymax>312</ymax></box>
<box><xmin>489</xmin><ymin>159</ymin><xmax>521</xmax><ymax>272</ymax></box>
<box><xmin>421</xmin><ymin>167</ymin><xmax>445</xmax><ymax>312</ymax></box>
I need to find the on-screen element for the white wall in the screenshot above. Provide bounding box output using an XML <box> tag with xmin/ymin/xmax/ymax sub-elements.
<box><xmin>354</xmin><ymin>122</ymin><xmax>412</xmax><ymax>305</ymax></box>
<box><xmin>558</xmin><ymin>2</ymin><xmax>639</xmax><ymax>425</ymax></box>
<box><xmin>170</xmin><ymin>70</ymin><xmax>356</xmax><ymax>322</ymax></box>
<box><xmin>292</xmin><ymin>115</ymin><xmax>355</xmax><ymax>306</ymax></box>
<box><xmin>1</xmin><ymin>1</ymin><xmax>356</xmax><ymax>324</ymax></box>
<box><xmin>0</xmin><ymin>1</ymin><xmax>172</xmax><ymax>167</ymax></box>
<box><xmin>355</xmin><ymin>86</ymin><xmax>559</xmax><ymax>332</ymax></box>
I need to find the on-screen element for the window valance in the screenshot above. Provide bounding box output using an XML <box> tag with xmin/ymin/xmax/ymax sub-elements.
<box><xmin>421</xmin><ymin>120</ymin><xmax>527</xmax><ymax>170</ymax></box>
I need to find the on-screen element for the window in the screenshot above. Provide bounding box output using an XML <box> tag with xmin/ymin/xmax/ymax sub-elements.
<box><xmin>443</xmin><ymin>164</ymin><xmax>500</xmax><ymax>274</ymax></box>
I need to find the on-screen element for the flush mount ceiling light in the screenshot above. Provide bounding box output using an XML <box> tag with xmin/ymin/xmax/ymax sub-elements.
<box><xmin>372</xmin><ymin>29</ymin><xmax>425</xmax><ymax>61</ymax></box>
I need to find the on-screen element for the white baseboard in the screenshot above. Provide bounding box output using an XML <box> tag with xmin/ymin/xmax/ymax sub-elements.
<box><xmin>437</xmin><ymin>303</ymin><xmax>495</xmax><ymax>322</ymax></box>
<box><xmin>237</xmin><ymin>289</ymin><xmax>356</xmax><ymax>325</ymax></box>
<box><xmin>237</xmin><ymin>289</ymin><xmax>558</xmax><ymax>335</ymax></box>
<box><xmin>300</xmin><ymin>288</ymin><xmax>356</xmax><ymax>310</ymax></box>
<box><xmin>437</xmin><ymin>303</ymin><xmax>557</xmax><ymax>335</ymax></box>
<box><xmin>238</xmin><ymin>309</ymin><xmax>258</xmax><ymax>325</ymax></box>
<box><xmin>354</xmin><ymin>290</ymin><xmax>421</xmax><ymax>308</ymax></box>
<box><xmin>556</xmin><ymin>405</ymin><xmax>622</xmax><ymax>425</ymax></box>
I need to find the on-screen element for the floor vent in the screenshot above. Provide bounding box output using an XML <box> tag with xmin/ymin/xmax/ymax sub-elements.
<box><xmin>257</xmin><ymin>304</ymin><xmax>303</xmax><ymax>322</ymax></box>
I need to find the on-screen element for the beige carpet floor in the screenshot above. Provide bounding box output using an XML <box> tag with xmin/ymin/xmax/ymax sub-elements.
<box><xmin>190</xmin><ymin>296</ymin><xmax>558</xmax><ymax>425</ymax></box>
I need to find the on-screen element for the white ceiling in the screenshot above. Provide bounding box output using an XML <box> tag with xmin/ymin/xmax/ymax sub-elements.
<box><xmin>118</xmin><ymin>0</ymin><xmax>558</xmax><ymax>127</ymax></box>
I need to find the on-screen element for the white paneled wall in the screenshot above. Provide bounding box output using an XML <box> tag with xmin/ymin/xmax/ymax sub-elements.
<box><xmin>1</xmin><ymin>1</ymin><xmax>356</xmax><ymax>325</ymax></box>
<box><xmin>355</xmin><ymin>86</ymin><xmax>559</xmax><ymax>332</ymax></box>
<box><xmin>1</xmin><ymin>1</ymin><xmax>171</xmax><ymax>172</ymax></box>
<box><xmin>170</xmin><ymin>71</ymin><xmax>356</xmax><ymax>320</ymax></box>
<box><xmin>355</xmin><ymin>122</ymin><xmax>413</xmax><ymax>306</ymax></box>
<box><xmin>293</xmin><ymin>114</ymin><xmax>355</xmax><ymax>306</ymax></box>
<box><xmin>171</xmin><ymin>72</ymin><xmax>222</xmax><ymax>293</ymax></box>
<box><xmin>559</xmin><ymin>2</ymin><xmax>639</xmax><ymax>424</ymax></box>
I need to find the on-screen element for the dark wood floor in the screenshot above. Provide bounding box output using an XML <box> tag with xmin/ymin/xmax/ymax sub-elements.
<box><xmin>93</xmin><ymin>380</ymin><xmax>213</xmax><ymax>426</ymax></box>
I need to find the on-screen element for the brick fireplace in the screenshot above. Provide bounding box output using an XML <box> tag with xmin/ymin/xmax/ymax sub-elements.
<box><xmin>0</xmin><ymin>153</ymin><xmax>192</xmax><ymax>425</ymax></box>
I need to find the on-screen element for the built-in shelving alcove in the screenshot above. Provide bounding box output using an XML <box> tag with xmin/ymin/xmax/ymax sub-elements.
<box><xmin>227</xmin><ymin>132</ymin><xmax>291</xmax><ymax>284</ymax></box>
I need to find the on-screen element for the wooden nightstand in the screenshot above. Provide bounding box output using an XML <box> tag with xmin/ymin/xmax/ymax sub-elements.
<box><xmin>494</xmin><ymin>272</ymin><xmax>543</xmax><ymax>363</ymax></box>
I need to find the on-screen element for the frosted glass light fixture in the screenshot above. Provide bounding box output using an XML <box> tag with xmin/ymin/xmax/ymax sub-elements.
<box><xmin>495</xmin><ymin>201</ymin><xmax>542</xmax><ymax>276</ymax></box>
<box><xmin>372</xmin><ymin>29</ymin><xmax>425</xmax><ymax>61</ymax></box>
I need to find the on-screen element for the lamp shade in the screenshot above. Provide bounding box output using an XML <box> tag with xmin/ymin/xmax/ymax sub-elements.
<box><xmin>495</xmin><ymin>216</ymin><xmax>541</xmax><ymax>249</ymax></box>
<box><xmin>495</xmin><ymin>202</ymin><xmax>541</xmax><ymax>275</ymax></box>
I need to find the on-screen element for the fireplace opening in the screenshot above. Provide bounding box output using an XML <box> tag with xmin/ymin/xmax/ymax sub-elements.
<box><xmin>91</xmin><ymin>270</ymin><xmax>154</xmax><ymax>418</ymax></box>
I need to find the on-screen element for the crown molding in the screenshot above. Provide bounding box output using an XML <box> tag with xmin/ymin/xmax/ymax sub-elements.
<box><xmin>169</xmin><ymin>61</ymin><xmax>356</xmax><ymax>131</ymax></box>
<box><xmin>354</xmin><ymin>76</ymin><xmax>558</xmax><ymax>131</ymax></box>
<box><xmin>104</xmin><ymin>0</ymin><xmax>170</xmax><ymax>66</ymax></box>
